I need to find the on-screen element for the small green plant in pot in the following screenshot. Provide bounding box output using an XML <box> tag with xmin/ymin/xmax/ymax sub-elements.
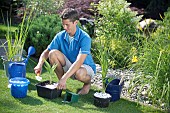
<box><xmin>95</xmin><ymin>36</ymin><xmax>109</xmax><ymax>91</ymax></box>
<box><xmin>36</xmin><ymin>60</ymin><xmax>62</xmax><ymax>99</ymax></box>
<box><xmin>93</xmin><ymin>35</ymin><xmax>112</xmax><ymax>108</ymax></box>
<box><xmin>44</xmin><ymin>60</ymin><xmax>58</xmax><ymax>85</ymax></box>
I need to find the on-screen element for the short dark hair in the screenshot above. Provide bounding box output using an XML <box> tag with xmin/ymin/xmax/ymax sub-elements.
<box><xmin>61</xmin><ymin>8</ymin><xmax>79</xmax><ymax>22</ymax></box>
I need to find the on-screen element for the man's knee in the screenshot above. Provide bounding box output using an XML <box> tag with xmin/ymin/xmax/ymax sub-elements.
<box><xmin>49</xmin><ymin>50</ymin><xmax>66</xmax><ymax>67</ymax></box>
<box><xmin>49</xmin><ymin>50</ymin><xmax>65</xmax><ymax>62</ymax></box>
<box><xmin>75</xmin><ymin>68</ymin><xmax>88</xmax><ymax>81</ymax></box>
<box><xmin>49</xmin><ymin>50</ymin><xmax>60</xmax><ymax>58</ymax></box>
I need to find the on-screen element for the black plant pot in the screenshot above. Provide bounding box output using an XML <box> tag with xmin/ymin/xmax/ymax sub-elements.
<box><xmin>36</xmin><ymin>80</ymin><xmax>62</xmax><ymax>99</ymax></box>
<box><xmin>93</xmin><ymin>95</ymin><xmax>111</xmax><ymax>108</ymax></box>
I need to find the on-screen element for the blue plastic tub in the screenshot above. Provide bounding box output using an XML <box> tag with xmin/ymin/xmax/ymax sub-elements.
<box><xmin>105</xmin><ymin>79</ymin><xmax>124</xmax><ymax>102</ymax></box>
<box><xmin>9</xmin><ymin>77</ymin><xmax>30</xmax><ymax>98</ymax></box>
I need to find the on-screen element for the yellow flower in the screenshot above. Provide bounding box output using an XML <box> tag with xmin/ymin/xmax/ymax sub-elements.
<box><xmin>132</xmin><ymin>55</ymin><xmax>138</xmax><ymax>63</ymax></box>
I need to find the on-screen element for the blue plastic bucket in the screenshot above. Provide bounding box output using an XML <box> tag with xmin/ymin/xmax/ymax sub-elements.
<box><xmin>105</xmin><ymin>79</ymin><xmax>124</xmax><ymax>102</ymax></box>
<box><xmin>9</xmin><ymin>77</ymin><xmax>30</xmax><ymax>98</ymax></box>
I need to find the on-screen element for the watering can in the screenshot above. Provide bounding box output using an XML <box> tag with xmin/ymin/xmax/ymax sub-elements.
<box><xmin>8</xmin><ymin>46</ymin><xmax>36</xmax><ymax>79</ymax></box>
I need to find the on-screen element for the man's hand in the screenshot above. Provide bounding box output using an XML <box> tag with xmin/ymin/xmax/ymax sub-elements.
<box><xmin>34</xmin><ymin>65</ymin><xmax>42</xmax><ymax>75</ymax></box>
<box><xmin>57</xmin><ymin>77</ymin><xmax>67</xmax><ymax>90</ymax></box>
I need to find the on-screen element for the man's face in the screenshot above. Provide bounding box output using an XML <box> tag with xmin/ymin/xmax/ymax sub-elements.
<box><xmin>62</xmin><ymin>19</ymin><xmax>77</xmax><ymax>36</ymax></box>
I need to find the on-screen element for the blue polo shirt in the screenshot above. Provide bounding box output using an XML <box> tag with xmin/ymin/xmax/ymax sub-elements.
<box><xmin>48</xmin><ymin>26</ymin><xmax>96</xmax><ymax>74</ymax></box>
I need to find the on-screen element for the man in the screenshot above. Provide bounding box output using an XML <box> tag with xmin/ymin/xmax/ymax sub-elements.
<box><xmin>34</xmin><ymin>8</ymin><xmax>96</xmax><ymax>95</ymax></box>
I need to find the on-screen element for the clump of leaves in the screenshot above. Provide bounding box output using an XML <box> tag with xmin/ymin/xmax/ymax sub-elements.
<box><xmin>44</xmin><ymin>60</ymin><xmax>57</xmax><ymax>84</ymax></box>
<box><xmin>94</xmin><ymin>35</ymin><xmax>109</xmax><ymax>91</ymax></box>
<box><xmin>129</xmin><ymin>8</ymin><xmax>170</xmax><ymax>110</ymax></box>
<box><xmin>25</xmin><ymin>0</ymin><xmax>64</xmax><ymax>16</ymax></box>
<box><xmin>25</xmin><ymin>14</ymin><xmax>62</xmax><ymax>57</ymax></box>
<box><xmin>92</xmin><ymin>0</ymin><xmax>142</xmax><ymax>69</ymax></box>
<box><xmin>2</xmin><ymin>7</ymin><xmax>34</xmax><ymax>61</ymax></box>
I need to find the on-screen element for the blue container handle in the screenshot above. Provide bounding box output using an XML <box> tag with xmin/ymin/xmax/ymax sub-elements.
<box><xmin>24</xmin><ymin>46</ymin><xmax>36</xmax><ymax>64</ymax></box>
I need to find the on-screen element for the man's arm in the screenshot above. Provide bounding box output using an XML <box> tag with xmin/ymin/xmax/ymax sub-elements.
<box><xmin>34</xmin><ymin>49</ymin><xmax>50</xmax><ymax>74</ymax></box>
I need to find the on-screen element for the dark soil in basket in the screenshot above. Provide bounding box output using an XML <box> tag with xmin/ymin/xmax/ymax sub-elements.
<box><xmin>36</xmin><ymin>80</ymin><xmax>62</xmax><ymax>99</ymax></box>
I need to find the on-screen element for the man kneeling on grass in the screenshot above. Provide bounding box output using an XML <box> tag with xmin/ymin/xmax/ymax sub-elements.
<box><xmin>34</xmin><ymin>8</ymin><xmax>96</xmax><ymax>95</ymax></box>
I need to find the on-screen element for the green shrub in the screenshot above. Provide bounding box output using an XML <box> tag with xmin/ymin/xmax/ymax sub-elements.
<box><xmin>93</xmin><ymin>0</ymin><xmax>142</xmax><ymax>69</ymax></box>
<box><xmin>25</xmin><ymin>14</ymin><xmax>62</xmax><ymax>57</ymax></box>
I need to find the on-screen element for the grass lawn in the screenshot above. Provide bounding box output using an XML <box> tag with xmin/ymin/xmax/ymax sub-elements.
<box><xmin>0</xmin><ymin>58</ymin><xmax>165</xmax><ymax>113</ymax></box>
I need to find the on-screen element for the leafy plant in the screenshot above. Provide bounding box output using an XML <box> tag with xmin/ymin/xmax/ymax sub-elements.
<box><xmin>91</xmin><ymin>0</ymin><xmax>142</xmax><ymax>69</ymax></box>
<box><xmin>1</xmin><ymin>7</ymin><xmax>34</xmax><ymax>61</ymax></box>
<box><xmin>25</xmin><ymin>14</ymin><xmax>62</xmax><ymax>57</ymax></box>
<box><xmin>94</xmin><ymin>36</ymin><xmax>110</xmax><ymax>91</ymax></box>
<box><xmin>92</xmin><ymin>0</ymin><xmax>142</xmax><ymax>91</ymax></box>
<box><xmin>129</xmin><ymin>8</ymin><xmax>170</xmax><ymax>110</ymax></box>
<box><xmin>44</xmin><ymin>60</ymin><xmax>57</xmax><ymax>84</ymax></box>
<box><xmin>24</xmin><ymin>0</ymin><xmax>64</xmax><ymax>16</ymax></box>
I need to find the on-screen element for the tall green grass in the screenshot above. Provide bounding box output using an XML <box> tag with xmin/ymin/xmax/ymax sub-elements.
<box><xmin>0</xmin><ymin>7</ymin><xmax>35</xmax><ymax>61</ymax></box>
<box><xmin>129</xmin><ymin>8</ymin><xmax>170</xmax><ymax>110</ymax></box>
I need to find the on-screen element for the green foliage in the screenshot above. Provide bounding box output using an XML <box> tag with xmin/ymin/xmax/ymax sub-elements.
<box><xmin>1</xmin><ymin>8</ymin><xmax>34</xmax><ymax>61</ymax></box>
<box><xmin>93</xmin><ymin>0</ymin><xmax>142</xmax><ymax>69</ymax></box>
<box><xmin>91</xmin><ymin>0</ymin><xmax>143</xmax><ymax>92</ymax></box>
<box><xmin>44</xmin><ymin>60</ymin><xmax>57</xmax><ymax>84</ymax></box>
<box><xmin>24</xmin><ymin>0</ymin><xmax>64</xmax><ymax>16</ymax></box>
<box><xmin>25</xmin><ymin>14</ymin><xmax>62</xmax><ymax>57</ymax></box>
<box><xmin>80</xmin><ymin>22</ymin><xmax>95</xmax><ymax>38</ymax></box>
<box><xmin>95</xmin><ymin>0</ymin><xmax>141</xmax><ymax>40</ymax></box>
<box><xmin>94</xmin><ymin>35</ymin><xmax>109</xmax><ymax>90</ymax></box>
<box><xmin>129</xmin><ymin>8</ymin><xmax>170</xmax><ymax>109</ymax></box>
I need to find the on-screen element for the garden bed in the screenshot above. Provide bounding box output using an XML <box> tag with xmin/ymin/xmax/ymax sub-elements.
<box><xmin>92</xmin><ymin>64</ymin><xmax>167</xmax><ymax>111</ymax></box>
